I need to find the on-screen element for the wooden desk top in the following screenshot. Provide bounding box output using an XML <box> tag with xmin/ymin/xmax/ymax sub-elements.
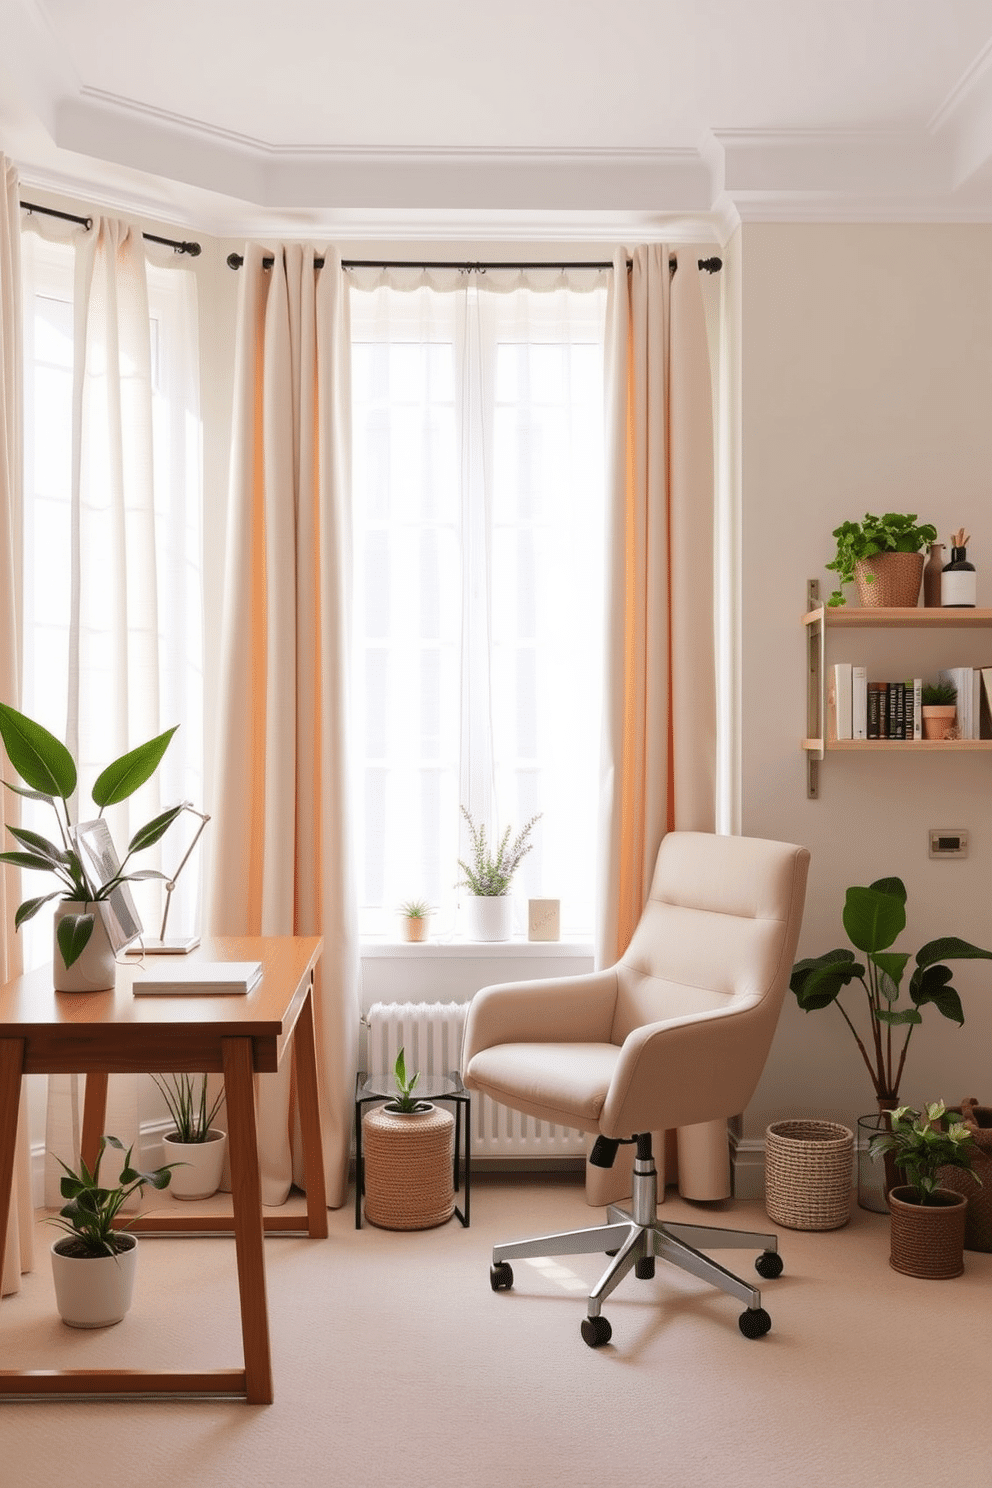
<box><xmin>0</xmin><ymin>935</ymin><xmax>322</xmax><ymax>1075</ymax></box>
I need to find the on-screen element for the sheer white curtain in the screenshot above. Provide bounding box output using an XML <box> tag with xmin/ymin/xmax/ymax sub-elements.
<box><xmin>349</xmin><ymin>266</ymin><xmax>608</xmax><ymax>937</ymax></box>
<box><xmin>19</xmin><ymin>217</ymin><xmax>202</xmax><ymax>1202</ymax></box>
<box><xmin>0</xmin><ymin>153</ymin><xmax>34</xmax><ymax>1296</ymax></box>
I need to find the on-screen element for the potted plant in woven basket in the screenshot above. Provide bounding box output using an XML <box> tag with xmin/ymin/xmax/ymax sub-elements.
<box><xmin>825</xmin><ymin>512</ymin><xmax>937</xmax><ymax>608</ymax></box>
<box><xmin>361</xmin><ymin>1048</ymin><xmax>455</xmax><ymax>1231</ymax></box>
<box><xmin>869</xmin><ymin>1101</ymin><xmax>980</xmax><ymax>1279</ymax></box>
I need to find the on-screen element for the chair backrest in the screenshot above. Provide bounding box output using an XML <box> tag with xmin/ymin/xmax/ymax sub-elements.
<box><xmin>610</xmin><ymin>832</ymin><xmax>810</xmax><ymax>1057</ymax></box>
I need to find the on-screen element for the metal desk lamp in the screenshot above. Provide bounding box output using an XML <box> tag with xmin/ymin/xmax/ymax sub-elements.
<box><xmin>139</xmin><ymin>801</ymin><xmax>210</xmax><ymax>954</ymax></box>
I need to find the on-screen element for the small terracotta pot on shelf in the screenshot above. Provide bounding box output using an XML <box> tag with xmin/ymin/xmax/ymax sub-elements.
<box><xmin>921</xmin><ymin>706</ymin><xmax>956</xmax><ymax>741</ymax></box>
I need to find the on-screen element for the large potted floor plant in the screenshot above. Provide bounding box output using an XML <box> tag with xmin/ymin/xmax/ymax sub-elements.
<box><xmin>790</xmin><ymin>876</ymin><xmax>992</xmax><ymax>1206</ymax></box>
<box><xmin>153</xmin><ymin>1073</ymin><xmax>227</xmax><ymax>1200</ymax></box>
<box><xmin>869</xmin><ymin>1100</ymin><xmax>979</xmax><ymax>1279</ymax></box>
<box><xmin>49</xmin><ymin>1133</ymin><xmax>176</xmax><ymax>1326</ymax></box>
<box><xmin>0</xmin><ymin>704</ymin><xmax>179</xmax><ymax>990</ymax></box>
<box><xmin>456</xmin><ymin>805</ymin><xmax>540</xmax><ymax>942</ymax></box>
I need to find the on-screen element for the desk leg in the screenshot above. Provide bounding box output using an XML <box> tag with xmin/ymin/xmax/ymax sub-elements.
<box><xmin>81</xmin><ymin>1071</ymin><xmax>109</xmax><ymax>1171</ymax></box>
<box><xmin>294</xmin><ymin>982</ymin><xmax>328</xmax><ymax>1237</ymax></box>
<box><xmin>0</xmin><ymin>1040</ymin><xmax>25</xmax><ymax>1299</ymax></box>
<box><xmin>222</xmin><ymin>1036</ymin><xmax>273</xmax><ymax>1406</ymax></box>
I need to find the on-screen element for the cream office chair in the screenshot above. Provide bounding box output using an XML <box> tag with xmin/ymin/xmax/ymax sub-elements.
<box><xmin>462</xmin><ymin>831</ymin><xmax>810</xmax><ymax>1347</ymax></box>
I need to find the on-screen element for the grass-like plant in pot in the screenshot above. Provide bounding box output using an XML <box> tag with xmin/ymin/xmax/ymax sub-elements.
<box><xmin>0</xmin><ymin>703</ymin><xmax>178</xmax><ymax>981</ymax></box>
<box><xmin>790</xmin><ymin>876</ymin><xmax>992</xmax><ymax>1112</ymax></box>
<box><xmin>49</xmin><ymin>1133</ymin><xmax>176</xmax><ymax>1326</ymax></box>
<box><xmin>152</xmin><ymin>1073</ymin><xmax>227</xmax><ymax>1200</ymax></box>
<box><xmin>921</xmin><ymin>679</ymin><xmax>958</xmax><ymax>741</ymax></box>
<box><xmin>825</xmin><ymin>511</ymin><xmax>937</xmax><ymax>607</ymax></box>
<box><xmin>398</xmin><ymin>898</ymin><xmax>434</xmax><ymax>943</ymax></box>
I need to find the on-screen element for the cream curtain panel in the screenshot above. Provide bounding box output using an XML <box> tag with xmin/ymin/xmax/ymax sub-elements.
<box><xmin>591</xmin><ymin>243</ymin><xmax>722</xmax><ymax>1205</ymax></box>
<box><xmin>0</xmin><ymin>154</ymin><xmax>33</xmax><ymax>1296</ymax></box>
<box><xmin>210</xmin><ymin>243</ymin><xmax>358</xmax><ymax>1209</ymax></box>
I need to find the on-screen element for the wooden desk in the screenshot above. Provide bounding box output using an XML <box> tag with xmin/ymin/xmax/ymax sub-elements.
<box><xmin>0</xmin><ymin>935</ymin><xmax>325</xmax><ymax>1404</ymax></box>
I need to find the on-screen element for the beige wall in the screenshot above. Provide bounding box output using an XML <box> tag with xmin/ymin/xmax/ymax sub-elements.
<box><xmin>738</xmin><ymin>221</ymin><xmax>992</xmax><ymax>1137</ymax></box>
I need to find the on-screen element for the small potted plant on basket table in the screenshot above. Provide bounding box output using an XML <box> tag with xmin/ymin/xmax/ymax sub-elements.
<box><xmin>869</xmin><ymin>1101</ymin><xmax>980</xmax><ymax>1279</ymax></box>
<box><xmin>456</xmin><ymin>805</ymin><xmax>541</xmax><ymax>942</ymax></box>
<box><xmin>0</xmin><ymin>704</ymin><xmax>179</xmax><ymax>990</ymax></box>
<box><xmin>398</xmin><ymin>898</ymin><xmax>434</xmax><ymax>944</ymax></box>
<box><xmin>152</xmin><ymin>1073</ymin><xmax>227</xmax><ymax>1200</ymax></box>
<box><xmin>49</xmin><ymin>1134</ymin><xmax>176</xmax><ymax>1326</ymax></box>
<box><xmin>361</xmin><ymin>1048</ymin><xmax>455</xmax><ymax>1231</ymax></box>
<box><xmin>825</xmin><ymin>511</ymin><xmax>937</xmax><ymax>608</ymax></box>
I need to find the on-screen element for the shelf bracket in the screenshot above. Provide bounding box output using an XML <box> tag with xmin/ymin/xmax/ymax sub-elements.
<box><xmin>806</xmin><ymin>579</ymin><xmax>825</xmax><ymax>799</ymax></box>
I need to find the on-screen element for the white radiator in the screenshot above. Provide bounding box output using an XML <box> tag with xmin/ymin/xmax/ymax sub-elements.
<box><xmin>364</xmin><ymin>1000</ymin><xmax>585</xmax><ymax>1160</ymax></box>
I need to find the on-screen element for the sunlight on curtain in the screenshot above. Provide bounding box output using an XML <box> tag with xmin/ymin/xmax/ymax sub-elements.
<box><xmin>349</xmin><ymin>267</ymin><xmax>607</xmax><ymax>939</ymax></box>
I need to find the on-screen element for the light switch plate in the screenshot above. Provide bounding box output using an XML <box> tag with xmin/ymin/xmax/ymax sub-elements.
<box><xmin>929</xmin><ymin>829</ymin><xmax>968</xmax><ymax>859</ymax></box>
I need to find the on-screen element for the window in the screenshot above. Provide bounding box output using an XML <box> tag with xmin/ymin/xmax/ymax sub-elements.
<box><xmin>19</xmin><ymin>229</ymin><xmax>203</xmax><ymax>967</ymax></box>
<box><xmin>350</xmin><ymin>271</ymin><xmax>607</xmax><ymax>939</ymax></box>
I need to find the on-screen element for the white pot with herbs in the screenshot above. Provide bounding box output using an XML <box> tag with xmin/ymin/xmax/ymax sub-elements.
<box><xmin>457</xmin><ymin>806</ymin><xmax>540</xmax><ymax>942</ymax></box>
<box><xmin>0</xmin><ymin>703</ymin><xmax>179</xmax><ymax>991</ymax></box>
<box><xmin>154</xmin><ymin>1073</ymin><xmax>228</xmax><ymax>1200</ymax></box>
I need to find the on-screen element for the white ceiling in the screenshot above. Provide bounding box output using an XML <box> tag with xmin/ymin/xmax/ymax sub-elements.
<box><xmin>3</xmin><ymin>0</ymin><xmax>992</xmax><ymax>241</ymax></box>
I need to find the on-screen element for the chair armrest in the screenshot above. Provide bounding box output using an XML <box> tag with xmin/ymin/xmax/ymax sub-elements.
<box><xmin>599</xmin><ymin>998</ymin><xmax>773</xmax><ymax>1138</ymax></box>
<box><xmin>462</xmin><ymin>968</ymin><xmax>619</xmax><ymax>1068</ymax></box>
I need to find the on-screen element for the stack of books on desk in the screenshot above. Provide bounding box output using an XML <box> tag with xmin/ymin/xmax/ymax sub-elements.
<box><xmin>132</xmin><ymin>961</ymin><xmax>263</xmax><ymax>996</ymax></box>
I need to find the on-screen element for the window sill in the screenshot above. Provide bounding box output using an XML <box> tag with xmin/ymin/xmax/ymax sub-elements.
<box><xmin>360</xmin><ymin>937</ymin><xmax>594</xmax><ymax>960</ymax></box>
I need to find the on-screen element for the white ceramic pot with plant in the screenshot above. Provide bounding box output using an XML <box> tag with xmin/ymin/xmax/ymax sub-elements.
<box><xmin>49</xmin><ymin>1134</ymin><xmax>176</xmax><ymax>1327</ymax></box>
<box><xmin>153</xmin><ymin>1073</ymin><xmax>227</xmax><ymax>1200</ymax></box>
<box><xmin>0</xmin><ymin>704</ymin><xmax>180</xmax><ymax>991</ymax></box>
<box><xmin>457</xmin><ymin>806</ymin><xmax>540</xmax><ymax>942</ymax></box>
<box><xmin>398</xmin><ymin>899</ymin><xmax>433</xmax><ymax>943</ymax></box>
<box><xmin>921</xmin><ymin>680</ymin><xmax>957</xmax><ymax>740</ymax></box>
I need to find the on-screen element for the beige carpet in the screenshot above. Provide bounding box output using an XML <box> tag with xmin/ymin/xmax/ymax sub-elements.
<box><xmin>2</xmin><ymin>1172</ymin><xmax>989</xmax><ymax>1488</ymax></box>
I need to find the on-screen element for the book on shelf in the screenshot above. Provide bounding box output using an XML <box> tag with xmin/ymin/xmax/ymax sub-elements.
<box><xmin>867</xmin><ymin>681</ymin><xmax>884</xmax><ymax>739</ymax></box>
<box><xmin>132</xmin><ymin>960</ymin><xmax>263</xmax><ymax>996</ymax></box>
<box><xmin>909</xmin><ymin>677</ymin><xmax>922</xmax><ymax>741</ymax></box>
<box><xmin>827</xmin><ymin>662</ymin><xmax>853</xmax><ymax>741</ymax></box>
<box><xmin>980</xmin><ymin>667</ymin><xmax>992</xmax><ymax>740</ymax></box>
<box><xmin>852</xmin><ymin>665</ymin><xmax>868</xmax><ymax>740</ymax></box>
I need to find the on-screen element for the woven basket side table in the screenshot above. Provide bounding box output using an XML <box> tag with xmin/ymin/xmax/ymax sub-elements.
<box><xmin>362</xmin><ymin>1104</ymin><xmax>456</xmax><ymax>1231</ymax></box>
<box><xmin>764</xmin><ymin>1120</ymin><xmax>854</xmax><ymax>1231</ymax></box>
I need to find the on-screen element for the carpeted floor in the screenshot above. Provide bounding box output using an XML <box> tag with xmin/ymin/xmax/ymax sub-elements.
<box><xmin>2</xmin><ymin>1172</ymin><xmax>989</xmax><ymax>1488</ymax></box>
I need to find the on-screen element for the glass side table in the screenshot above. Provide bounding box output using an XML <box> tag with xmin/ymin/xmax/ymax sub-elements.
<box><xmin>354</xmin><ymin>1071</ymin><xmax>471</xmax><ymax>1230</ymax></box>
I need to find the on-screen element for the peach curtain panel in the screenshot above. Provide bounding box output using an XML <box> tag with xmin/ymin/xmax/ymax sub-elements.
<box><xmin>210</xmin><ymin>243</ymin><xmax>358</xmax><ymax>1209</ymax></box>
<box><xmin>0</xmin><ymin>154</ymin><xmax>34</xmax><ymax>1295</ymax></box>
<box><xmin>592</xmin><ymin>243</ymin><xmax>722</xmax><ymax>1205</ymax></box>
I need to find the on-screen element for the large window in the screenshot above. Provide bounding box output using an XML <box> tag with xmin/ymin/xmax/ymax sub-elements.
<box><xmin>350</xmin><ymin>270</ymin><xmax>607</xmax><ymax>939</ymax></box>
<box><xmin>19</xmin><ymin>228</ymin><xmax>203</xmax><ymax>966</ymax></box>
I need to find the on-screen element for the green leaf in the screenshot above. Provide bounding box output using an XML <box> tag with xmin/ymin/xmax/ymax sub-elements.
<box><xmin>790</xmin><ymin>950</ymin><xmax>862</xmax><ymax>1011</ymax></box>
<box><xmin>910</xmin><ymin>964</ymin><xmax>965</xmax><ymax>1024</ymax></box>
<box><xmin>3</xmin><ymin>777</ymin><xmax>55</xmax><ymax>805</ymax></box>
<box><xmin>914</xmin><ymin>936</ymin><xmax>992</xmax><ymax>973</ymax></box>
<box><xmin>6</xmin><ymin>825</ymin><xmax>64</xmax><ymax>863</ymax></box>
<box><xmin>14</xmin><ymin>892</ymin><xmax>62</xmax><ymax>928</ymax></box>
<box><xmin>869</xmin><ymin>876</ymin><xmax>907</xmax><ymax>905</ymax></box>
<box><xmin>0</xmin><ymin>849</ymin><xmax>63</xmax><ymax>874</ymax></box>
<box><xmin>56</xmin><ymin>913</ymin><xmax>95</xmax><ymax>970</ymax></box>
<box><xmin>842</xmin><ymin>884</ymin><xmax>905</xmax><ymax>955</ymax></box>
<box><xmin>0</xmin><ymin>704</ymin><xmax>76</xmax><ymax>798</ymax></box>
<box><xmin>92</xmin><ymin>726</ymin><xmax>177</xmax><ymax>807</ymax></box>
<box><xmin>876</xmin><ymin>1008</ymin><xmax>922</xmax><ymax>1026</ymax></box>
<box><xmin>871</xmin><ymin>951</ymin><xmax>909</xmax><ymax>994</ymax></box>
<box><xmin>126</xmin><ymin>804</ymin><xmax>183</xmax><ymax>853</ymax></box>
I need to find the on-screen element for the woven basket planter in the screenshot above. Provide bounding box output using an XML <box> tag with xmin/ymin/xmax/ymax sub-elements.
<box><xmin>362</xmin><ymin>1103</ymin><xmax>455</xmax><ymax>1231</ymax></box>
<box><xmin>853</xmin><ymin>551</ymin><xmax>924</xmax><ymax>608</ymax></box>
<box><xmin>765</xmin><ymin>1120</ymin><xmax>854</xmax><ymax>1230</ymax></box>
<box><xmin>937</xmin><ymin>1099</ymin><xmax>992</xmax><ymax>1252</ymax></box>
<box><xmin>888</xmin><ymin>1186</ymin><xmax>968</xmax><ymax>1279</ymax></box>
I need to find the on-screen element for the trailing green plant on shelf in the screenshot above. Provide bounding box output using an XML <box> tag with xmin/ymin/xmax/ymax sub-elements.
<box><xmin>869</xmin><ymin>1100</ymin><xmax>981</xmax><ymax>1206</ymax></box>
<box><xmin>152</xmin><ymin>1073</ymin><xmax>225</xmax><ymax>1145</ymax></box>
<box><xmin>50</xmin><ymin>1134</ymin><xmax>176</xmax><ymax>1258</ymax></box>
<box><xmin>790</xmin><ymin>876</ymin><xmax>992</xmax><ymax>1109</ymax></box>
<box><xmin>456</xmin><ymin>805</ymin><xmax>541</xmax><ymax>896</ymax></box>
<box><xmin>825</xmin><ymin>511</ymin><xmax>937</xmax><ymax>607</ymax></box>
<box><xmin>0</xmin><ymin>703</ymin><xmax>179</xmax><ymax>968</ymax></box>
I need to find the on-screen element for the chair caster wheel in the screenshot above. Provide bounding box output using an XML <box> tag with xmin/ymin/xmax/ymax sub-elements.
<box><xmin>755</xmin><ymin>1250</ymin><xmax>783</xmax><ymax>1279</ymax></box>
<box><xmin>581</xmin><ymin>1315</ymin><xmax>612</xmax><ymax>1348</ymax></box>
<box><xmin>490</xmin><ymin>1262</ymin><xmax>514</xmax><ymax>1292</ymax></box>
<box><xmin>739</xmin><ymin>1307</ymin><xmax>771</xmax><ymax>1339</ymax></box>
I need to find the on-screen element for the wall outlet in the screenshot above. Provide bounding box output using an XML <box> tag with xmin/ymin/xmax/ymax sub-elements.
<box><xmin>928</xmin><ymin>829</ymin><xmax>968</xmax><ymax>859</ymax></box>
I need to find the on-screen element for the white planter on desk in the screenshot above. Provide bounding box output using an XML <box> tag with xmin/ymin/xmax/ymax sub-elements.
<box><xmin>463</xmin><ymin>895</ymin><xmax>513</xmax><ymax>942</ymax></box>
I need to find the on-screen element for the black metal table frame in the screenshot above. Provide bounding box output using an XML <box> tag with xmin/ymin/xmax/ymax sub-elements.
<box><xmin>354</xmin><ymin>1070</ymin><xmax>471</xmax><ymax>1230</ymax></box>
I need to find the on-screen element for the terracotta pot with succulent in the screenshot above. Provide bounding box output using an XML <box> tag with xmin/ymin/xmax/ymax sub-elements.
<box><xmin>49</xmin><ymin>1133</ymin><xmax>176</xmax><ymax>1326</ymax></box>
<box><xmin>398</xmin><ymin>898</ymin><xmax>434</xmax><ymax>943</ymax></box>
<box><xmin>0</xmin><ymin>704</ymin><xmax>178</xmax><ymax>990</ymax></box>
<box><xmin>869</xmin><ymin>1100</ymin><xmax>980</xmax><ymax>1278</ymax></box>
<box><xmin>152</xmin><ymin>1073</ymin><xmax>227</xmax><ymax>1200</ymax></box>
<box><xmin>921</xmin><ymin>680</ymin><xmax>957</xmax><ymax>741</ymax></box>
<box><xmin>825</xmin><ymin>511</ymin><xmax>937</xmax><ymax>608</ymax></box>
<box><xmin>456</xmin><ymin>805</ymin><xmax>541</xmax><ymax>942</ymax></box>
<box><xmin>790</xmin><ymin>877</ymin><xmax>992</xmax><ymax>1195</ymax></box>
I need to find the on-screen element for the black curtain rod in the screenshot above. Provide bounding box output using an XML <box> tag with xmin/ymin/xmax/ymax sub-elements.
<box><xmin>20</xmin><ymin>200</ymin><xmax>201</xmax><ymax>257</ymax></box>
<box><xmin>226</xmin><ymin>251</ymin><xmax>723</xmax><ymax>274</ymax></box>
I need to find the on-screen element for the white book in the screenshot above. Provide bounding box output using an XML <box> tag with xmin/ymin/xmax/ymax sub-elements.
<box><xmin>909</xmin><ymin>677</ymin><xmax>922</xmax><ymax>741</ymax></box>
<box><xmin>852</xmin><ymin>665</ymin><xmax>868</xmax><ymax>739</ymax></box>
<box><xmin>938</xmin><ymin>667</ymin><xmax>970</xmax><ymax>738</ymax></box>
<box><xmin>829</xmin><ymin>662</ymin><xmax>853</xmax><ymax>741</ymax></box>
<box><xmin>132</xmin><ymin>960</ymin><xmax>263</xmax><ymax>996</ymax></box>
<box><xmin>973</xmin><ymin>669</ymin><xmax>982</xmax><ymax>740</ymax></box>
